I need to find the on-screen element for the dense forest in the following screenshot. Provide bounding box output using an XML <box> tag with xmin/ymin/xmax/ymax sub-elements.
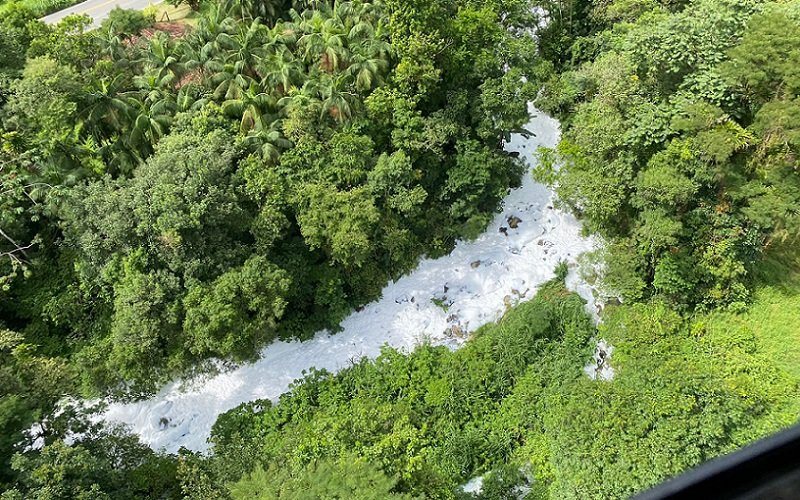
<box><xmin>1</xmin><ymin>0</ymin><xmax>799</xmax><ymax>497</ymax></box>
<box><xmin>1</xmin><ymin>0</ymin><xmax>537</xmax><ymax>393</ymax></box>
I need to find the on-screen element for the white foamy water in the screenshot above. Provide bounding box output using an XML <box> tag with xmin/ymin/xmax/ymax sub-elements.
<box><xmin>96</xmin><ymin>106</ymin><xmax>598</xmax><ymax>453</ymax></box>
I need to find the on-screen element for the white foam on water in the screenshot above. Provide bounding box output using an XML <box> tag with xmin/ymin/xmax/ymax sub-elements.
<box><xmin>462</xmin><ymin>476</ymin><xmax>484</xmax><ymax>494</ymax></box>
<box><xmin>96</xmin><ymin>106</ymin><xmax>599</xmax><ymax>453</ymax></box>
<box><xmin>584</xmin><ymin>338</ymin><xmax>615</xmax><ymax>381</ymax></box>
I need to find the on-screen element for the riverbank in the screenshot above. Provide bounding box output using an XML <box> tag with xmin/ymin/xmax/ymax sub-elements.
<box><xmin>96</xmin><ymin>106</ymin><xmax>599</xmax><ymax>453</ymax></box>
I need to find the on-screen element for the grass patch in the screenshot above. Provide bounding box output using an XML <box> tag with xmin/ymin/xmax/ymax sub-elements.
<box><xmin>148</xmin><ymin>2</ymin><xmax>199</xmax><ymax>26</ymax></box>
<box><xmin>704</xmin><ymin>246</ymin><xmax>800</xmax><ymax>382</ymax></box>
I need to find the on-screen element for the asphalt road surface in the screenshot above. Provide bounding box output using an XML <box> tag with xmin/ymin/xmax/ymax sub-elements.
<box><xmin>40</xmin><ymin>0</ymin><xmax>163</xmax><ymax>27</ymax></box>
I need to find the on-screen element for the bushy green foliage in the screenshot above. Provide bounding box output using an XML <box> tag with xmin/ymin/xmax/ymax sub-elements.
<box><xmin>0</xmin><ymin>0</ymin><xmax>535</xmax><ymax>393</ymax></box>
<box><xmin>0</xmin><ymin>0</ymin><xmax>537</xmax><ymax>488</ymax></box>
<box><xmin>230</xmin><ymin>457</ymin><xmax>413</xmax><ymax>499</ymax></box>
<box><xmin>0</xmin><ymin>330</ymin><xmax>74</xmax><ymax>483</ymax></box>
<box><xmin>0</xmin><ymin>11</ymin><xmax>33</xmax><ymax>75</ymax></box>
<box><xmin>526</xmin><ymin>301</ymin><xmax>797</xmax><ymax>498</ymax></box>
<box><xmin>2</xmin><ymin>0</ymin><xmax>800</xmax><ymax>498</ymax></box>
<box><xmin>206</xmin><ymin>278</ymin><xmax>594</xmax><ymax>498</ymax></box>
<box><xmin>202</xmin><ymin>277</ymin><xmax>798</xmax><ymax>499</ymax></box>
<box><xmin>536</xmin><ymin>0</ymin><xmax>800</xmax><ymax>308</ymax></box>
<box><xmin>3</xmin><ymin>428</ymin><xmax>180</xmax><ymax>499</ymax></box>
<box><xmin>100</xmin><ymin>7</ymin><xmax>155</xmax><ymax>37</ymax></box>
<box><xmin>0</xmin><ymin>0</ymin><xmax>81</xmax><ymax>18</ymax></box>
<box><xmin>0</xmin><ymin>332</ymin><xmax>177</xmax><ymax>497</ymax></box>
<box><xmin>705</xmin><ymin>246</ymin><xmax>800</xmax><ymax>388</ymax></box>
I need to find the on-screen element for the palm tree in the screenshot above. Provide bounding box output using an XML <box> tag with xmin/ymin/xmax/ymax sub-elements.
<box><xmin>212</xmin><ymin>64</ymin><xmax>255</xmax><ymax>100</ymax></box>
<box><xmin>298</xmin><ymin>27</ymin><xmax>347</xmax><ymax>72</ymax></box>
<box><xmin>222</xmin><ymin>82</ymin><xmax>280</xmax><ymax>133</ymax></box>
<box><xmin>134</xmin><ymin>71</ymin><xmax>176</xmax><ymax>97</ymax></box>
<box><xmin>278</xmin><ymin>83</ymin><xmax>318</xmax><ymax>108</ymax></box>
<box><xmin>225</xmin><ymin>0</ymin><xmax>287</xmax><ymax>25</ymax></box>
<box><xmin>345</xmin><ymin>52</ymin><xmax>387</xmax><ymax>92</ymax></box>
<box><xmin>243</xmin><ymin>119</ymin><xmax>292</xmax><ymax>162</ymax></box>
<box><xmin>191</xmin><ymin>4</ymin><xmax>237</xmax><ymax>49</ymax></box>
<box><xmin>216</xmin><ymin>18</ymin><xmax>267</xmax><ymax>78</ymax></box>
<box><xmin>349</xmin><ymin>17</ymin><xmax>391</xmax><ymax>59</ymax></box>
<box><xmin>262</xmin><ymin>27</ymin><xmax>297</xmax><ymax>56</ymax></box>
<box><xmin>291</xmin><ymin>0</ymin><xmax>327</xmax><ymax>11</ymax></box>
<box><xmin>180</xmin><ymin>42</ymin><xmax>224</xmax><ymax>85</ymax></box>
<box><xmin>81</xmin><ymin>75</ymin><xmax>134</xmax><ymax>138</ymax></box>
<box><xmin>318</xmin><ymin>73</ymin><xmax>357</xmax><ymax>123</ymax></box>
<box><xmin>267</xmin><ymin>22</ymin><xmax>299</xmax><ymax>50</ymax></box>
<box><xmin>259</xmin><ymin>51</ymin><xmax>305</xmax><ymax>95</ymax></box>
<box><xmin>331</xmin><ymin>1</ymin><xmax>357</xmax><ymax>29</ymax></box>
<box><xmin>95</xmin><ymin>28</ymin><xmax>130</xmax><ymax>68</ymax></box>
<box><xmin>134</xmin><ymin>74</ymin><xmax>178</xmax><ymax>115</ymax></box>
<box><xmin>126</xmin><ymin>96</ymin><xmax>172</xmax><ymax>155</ymax></box>
<box><xmin>145</xmin><ymin>33</ymin><xmax>185</xmax><ymax>87</ymax></box>
<box><xmin>176</xmin><ymin>85</ymin><xmax>210</xmax><ymax>112</ymax></box>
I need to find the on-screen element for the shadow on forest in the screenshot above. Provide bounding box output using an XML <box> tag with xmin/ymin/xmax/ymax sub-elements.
<box><xmin>753</xmin><ymin>241</ymin><xmax>800</xmax><ymax>297</ymax></box>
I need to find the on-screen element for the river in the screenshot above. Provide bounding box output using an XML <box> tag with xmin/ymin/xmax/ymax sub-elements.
<box><xmin>96</xmin><ymin>105</ymin><xmax>598</xmax><ymax>453</ymax></box>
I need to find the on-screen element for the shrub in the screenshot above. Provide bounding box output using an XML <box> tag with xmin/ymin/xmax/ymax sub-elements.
<box><xmin>100</xmin><ymin>7</ymin><xmax>154</xmax><ymax>36</ymax></box>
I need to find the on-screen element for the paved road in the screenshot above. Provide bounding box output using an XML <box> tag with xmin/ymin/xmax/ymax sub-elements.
<box><xmin>40</xmin><ymin>0</ymin><xmax>162</xmax><ymax>27</ymax></box>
